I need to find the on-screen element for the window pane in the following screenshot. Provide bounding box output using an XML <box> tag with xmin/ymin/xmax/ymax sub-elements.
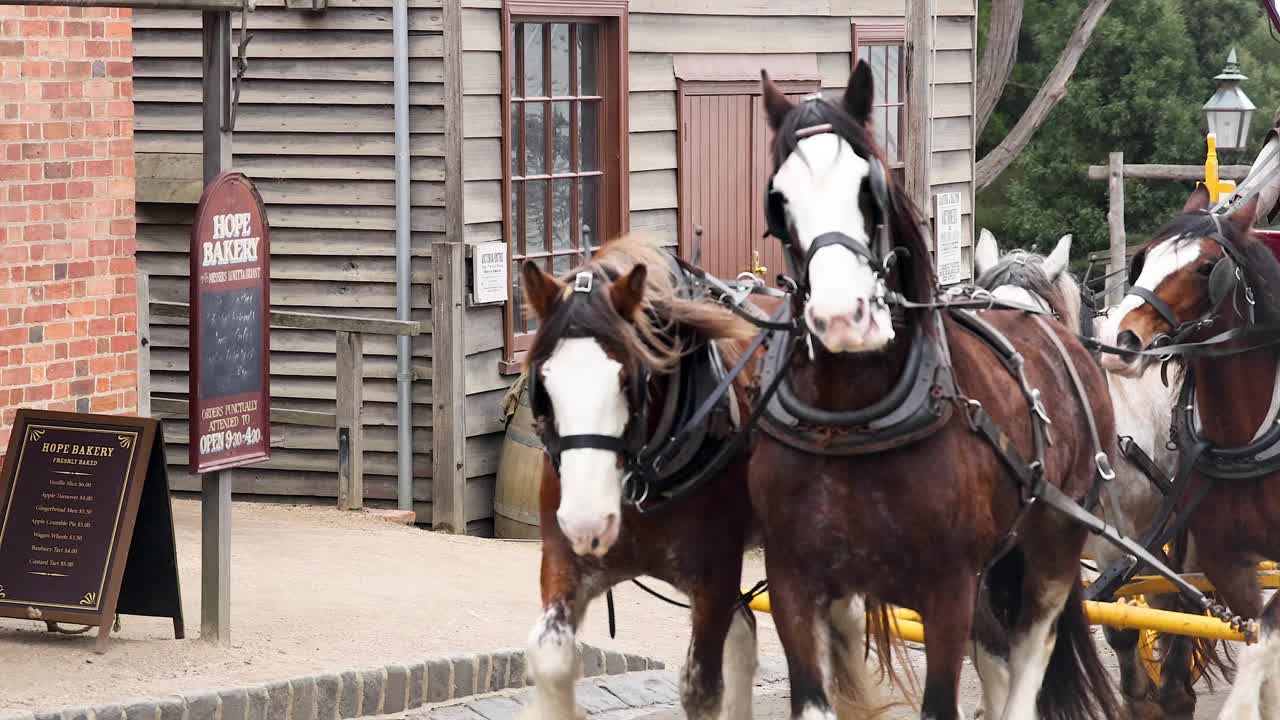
<box><xmin>870</xmin><ymin>46</ymin><xmax>887</xmax><ymax>104</ymax></box>
<box><xmin>525</xmin><ymin>102</ymin><xmax>546</xmax><ymax>176</ymax></box>
<box><xmin>512</xmin><ymin>258</ymin><xmax>525</xmax><ymax>331</ymax></box>
<box><xmin>579</xmin><ymin>175</ymin><xmax>600</xmax><ymax>250</ymax></box>
<box><xmin>552</xmin><ymin>178</ymin><xmax>573</xmax><ymax>251</ymax></box>
<box><xmin>552</xmin><ymin>101</ymin><xmax>571</xmax><ymax>174</ymax></box>
<box><xmin>577</xmin><ymin>24</ymin><xmax>598</xmax><ymax>95</ymax></box>
<box><xmin>510</xmin><ymin>181</ymin><xmax>522</xmax><ymax>254</ymax></box>
<box><xmin>578</xmin><ymin>100</ymin><xmax>599</xmax><ymax>171</ymax></box>
<box><xmin>858</xmin><ymin>46</ymin><xmax>869</xmax><ymax>65</ymax></box>
<box><xmin>525</xmin><ymin>179</ymin><xmax>548</xmax><ymax>254</ymax></box>
<box><xmin>524</xmin><ymin>23</ymin><xmax>544</xmax><ymax>97</ymax></box>
<box><xmin>887</xmin><ymin>46</ymin><xmax>901</xmax><ymax>105</ymax></box>
<box><xmin>509</xmin><ymin>102</ymin><xmax>521</xmax><ymax>174</ymax></box>
<box><xmin>510</xmin><ymin>24</ymin><xmax>520</xmax><ymax>96</ymax></box>
<box><xmin>553</xmin><ymin>254</ymin><xmax>574</xmax><ymax>276</ymax></box>
<box><xmin>885</xmin><ymin>106</ymin><xmax>900</xmax><ymax>162</ymax></box>
<box><xmin>551</xmin><ymin>23</ymin><xmax>570</xmax><ymax>96</ymax></box>
<box><xmin>874</xmin><ymin>106</ymin><xmax>888</xmax><ymax>152</ymax></box>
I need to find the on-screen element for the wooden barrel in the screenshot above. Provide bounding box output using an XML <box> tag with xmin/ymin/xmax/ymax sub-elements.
<box><xmin>495</xmin><ymin>381</ymin><xmax>545</xmax><ymax>539</ymax></box>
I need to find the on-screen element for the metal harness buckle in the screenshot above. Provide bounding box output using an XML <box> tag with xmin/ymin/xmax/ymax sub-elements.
<box><xmin>1095</xmin><ymin>451</ymin><xmax>1117</xmax><ymax>481</ymax></box>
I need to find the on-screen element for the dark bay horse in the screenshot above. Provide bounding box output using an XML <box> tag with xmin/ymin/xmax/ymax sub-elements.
<box><xmin>515</xmin><ymin>234</ymin><xmax>882</xmax><ymax>719</ymax></box>
<box><xmin>749</xmin><ymin>62</ymin><xmax>1121</xmax><ymax>720</ymax></box>
<box><xmin>1103</xmin><ymin>186</ymin><xmax>1280</xmax><ymax>720</ymax></box>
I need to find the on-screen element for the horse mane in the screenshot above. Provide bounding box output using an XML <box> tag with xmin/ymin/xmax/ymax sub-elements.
<box><xmin>976</xmin><ymin>250</ymin><xmax>1072</xmax><ymax>321</ymax></box>
<box><xmin>768</xmin><ymin>98</ymin><xmax>935</xmax><ymax>306</ymax></box>
<box><xmin>1147</xmin><ymin>210</ymin><xmax>1280</xmax><ymax>326</ymax></box>
<box><xmin>527</xmin><ymin>232</ymin><xmax>754</xmax><ymax>375</ymax></box>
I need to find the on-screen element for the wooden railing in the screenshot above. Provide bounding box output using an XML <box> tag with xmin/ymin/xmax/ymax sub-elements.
<box><xmin>137</xmin><ymin>289</ymin><xmax>422</xmax><ymax>512</ymax></box>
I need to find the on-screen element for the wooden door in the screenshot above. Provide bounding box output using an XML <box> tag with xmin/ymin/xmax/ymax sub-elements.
<box><xmin>679</xmin><ymin>93</ymin><xmax>755</xmax><ymax>282</ymax></box>
<box><xmin>679</xmin><ymin>90</ymin><xmax>811</xmax><ymax>287</ymax></box>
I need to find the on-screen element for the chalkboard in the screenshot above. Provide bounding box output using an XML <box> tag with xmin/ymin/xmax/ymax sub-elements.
<box><xmin>189</xmin><ymin>172</ymin><xmax>271</xmax><ymax>474</ymax></box>
<box><xmin>0</xmin><ymin>410</ymin><xmax>183</xmax><ymax>653</ymax></box>
<box><xmin>198</xmin><ymin>287</ymin><xmax>264</xmax><ymax>400</ymax></box>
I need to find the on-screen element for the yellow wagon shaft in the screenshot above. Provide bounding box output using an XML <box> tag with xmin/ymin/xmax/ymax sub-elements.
<box><xmin>745</xmin><ymin>591</ymin><xmax>1255</xmax><ymax>644</ymax></box>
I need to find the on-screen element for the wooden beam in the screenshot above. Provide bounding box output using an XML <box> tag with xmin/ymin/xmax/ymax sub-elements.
<box><xmin>431</xmin><ymin>240</ymin><xmax>466</xmax><ymax>533</ymax></box>
<box><xmin>151</xmin><ymin>396</ymin><xmax>338</xmax><ymax>427</ymax></box>
<box><xmin>1086</xmin><ymin>164</ymin><xmax>1252</xmax><ymax>182</ymax></box>
<box><xmin>336</xmin><ymin>331</ymin><xmax>365</xmax><ymax>510</ymax></box>
<box><xmin>200</xmin><ymin>9</ymin><xmax>233</xmax><ymax>647</ymax></box>
<box><xmin>1107</xmin><ymin>152</ymin><xmax>1126</xmax><ymax>307</ymax></box>
<box><xmin>151</xmin><ymin>301</ymin><xmax>422</xmax><ymax>336</ymax></box>
<box><xmin>904</xmin><ymin>0</ymin><xmax>932</xmax><ymax>214</ymax></box>
<box><xmin>137</xmin><ymin>272</ymin><xmax>153</xmax><ymax>418</ymax></box>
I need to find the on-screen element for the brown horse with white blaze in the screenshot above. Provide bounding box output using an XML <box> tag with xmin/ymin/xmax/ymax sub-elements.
<box><xmin>514</xmin><ymin>234</ymin><xmax>883</xmax><ymax>719</ymax></box>
<box><xmin>749</xmin><ymin>63</ymin><xmax>1122</xmax><ymax>720</ymax></box>
<box><xmin>1102</xmin><ymin>186</ymin><xmax>1280</xmax><ymax>720</ymax></box>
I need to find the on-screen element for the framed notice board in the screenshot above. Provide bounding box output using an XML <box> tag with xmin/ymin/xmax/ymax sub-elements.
<box><xmin>190</xmin><ymin>171</ymin><xmax>272</xmax><ymax>474</ymax></box>
<box><xmin>0</xmin><ymin>410</ymin><xmax>183</xmax><ymax>653</ymax></box>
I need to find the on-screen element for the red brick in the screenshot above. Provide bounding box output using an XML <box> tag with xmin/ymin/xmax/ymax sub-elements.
<box><xmin>69</xmin><ymin>379</ymin><xmax>94</xmax><ymax>397</ymax></box>
<box><xmin>25</xmin><ymin>383</ymin><xmax>53</xmax><ymax>402</ymax></box>
<box><xmin>46</xmin><ymin>361</ymin><xmax>73</xmax><ymax>381</ymax></box>
<box><xmin>109</xmin><ymin>371</ymin><xmax>132</xmax><ymax>390</ymax></box>
<box><xmin>2</xmin><ymin>367</ymin><xmax>31</xmax><ymax>386</ymax></box>
<box><xmin>89</xmin><ymin>393</ymin><xmax>118</xmax><ymax>412</ymax></box>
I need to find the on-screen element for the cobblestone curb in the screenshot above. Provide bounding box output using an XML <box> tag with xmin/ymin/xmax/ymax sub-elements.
<box><xmin>1</xmin><ymin>645</ymin><xmax>665</xmax><ymax>720</ymax></box>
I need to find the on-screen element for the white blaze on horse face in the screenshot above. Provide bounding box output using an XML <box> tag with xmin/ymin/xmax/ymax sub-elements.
<box><xmin>1101</xmin><ymin>237</ymin><xmax>1204</xmax><ymax>376</ymax></box>
<box><xmin>542</xmin><ymin>337</ymin><xmax>626</xmax><ymax>557</ymax></box>
<box><xmin>773</xmin><ymin>133</ymin><xmax>894</xmax><ymax>354</ymax></box>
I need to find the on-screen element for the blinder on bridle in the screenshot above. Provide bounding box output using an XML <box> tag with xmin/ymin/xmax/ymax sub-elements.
<box><xmin>763</xmin><ymin>109</ymin><xmax>896</xmax><ymax>291</ymax></box>
<box><xmin>1124</xmin><ymin>212</ymin><xmax>1251</xmax><ymax>346</ymax></box>
<box><xmin>526</xmin><ymin>269</ymin><xmax>652</xmax><ymax>476</ymax></box>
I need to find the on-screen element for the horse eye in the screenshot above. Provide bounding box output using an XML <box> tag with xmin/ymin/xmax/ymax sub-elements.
<box><xmin>1197</xmin><ymin>263</ymin><xmax>1215</xmax><ymax>276</ymax></box>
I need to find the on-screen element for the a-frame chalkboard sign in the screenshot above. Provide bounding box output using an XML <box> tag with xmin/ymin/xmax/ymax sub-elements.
<box><xmin>0</xmin><ymin>410</ymin><xmax>184</xmax><ymax>653</ymax></box>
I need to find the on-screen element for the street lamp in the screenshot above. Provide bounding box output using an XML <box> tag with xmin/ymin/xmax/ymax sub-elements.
<box><xmin>1202</xmin><ymin>48</ymin><xmax>1256</xmax><ymax>151</ymax></box>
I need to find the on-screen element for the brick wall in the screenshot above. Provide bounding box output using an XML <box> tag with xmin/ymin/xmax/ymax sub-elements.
<box><xmin>0</xmin><ymin>6</ymin><xmax>137</xmax><ymax>459</ymax></box>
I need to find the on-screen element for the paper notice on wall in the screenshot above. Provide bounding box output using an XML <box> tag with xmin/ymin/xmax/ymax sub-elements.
<box><xmin>472</xmin><ymin>241</ymin><xmax>508</xmax><ymax>305</ymax></box>
<box><xmin>934</xmin><ymin>191</ymin><xmax>963</xmax><ymax>286</ymax></box>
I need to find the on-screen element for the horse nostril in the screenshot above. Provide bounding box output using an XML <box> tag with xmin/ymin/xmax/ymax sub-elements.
<box><xmin>810</xmin><ymin>315</ymin><xmax>827</xmax><ymax>333</ymax></box>
<box><xmin>590</xmin><ymin>537</ymin><xmax>600</xmax><ymax>551</ymax></box>
<box><xmin>852</xmin><ymin>299</ymin><xmax>866</xmax><ymax>323</ymax></box>
<box><xmin>1117</xmin><ymin>330</ymin><xmax>1141</xmax><ymax>353</ymax></box>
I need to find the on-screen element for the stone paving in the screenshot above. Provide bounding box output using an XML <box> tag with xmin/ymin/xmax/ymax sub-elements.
<box><xmin>389</xmin><ymin>658</ymin><xmax>792</xmax><ymax>720</ymax></box>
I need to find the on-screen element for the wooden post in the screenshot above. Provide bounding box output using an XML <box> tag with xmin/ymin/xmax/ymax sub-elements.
<box><xmin>1107</xmin><ymin>151</ymin><xmax>1126</xmax><ymax>307</ymax></box>
<box><xmin>136</xmin><ymin>272</ymin><xmax>151</xmax><ymax>418</ymax></box>
<box><xmin>336</xmin><ymin>330</ymin><xmax>365</xmax><ymax>510</ymax></box>
<box><xmin>432</xmin><ymin>240</ymin><xmax>466</xmax><ymax>533</ymax></box>
<box><xmin>905</xmin><ymin>0</ymin><xmax>933</xmax><ymax>215</ymax></box>
<box><xmin>200</xmin><ymin>8</ymin><xmax>233</xmax><ymax>644</ymax></box>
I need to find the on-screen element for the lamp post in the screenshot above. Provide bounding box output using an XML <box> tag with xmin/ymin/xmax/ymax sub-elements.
<box><xmin>1202</xmin><ymin>48</ymin><xmax>1256</xmax><ymax>152</ymax></box>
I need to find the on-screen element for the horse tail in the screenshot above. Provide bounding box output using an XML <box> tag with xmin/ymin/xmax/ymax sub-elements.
<box><xmin>830</xmin><ymin>596</ymin><xmax>917</xmax><ymax>719</ymax></box>
<box><xmin>1038</xmin><ymin>580</ymin><xmax>1123</xmax><ymax>720</ymax></box>
<box><xmin>1167</xmin><ymin>528</ymin><xmax>1236</xmax><ymax>689</ymax></box>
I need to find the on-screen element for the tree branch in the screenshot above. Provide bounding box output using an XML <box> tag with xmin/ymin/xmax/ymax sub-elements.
<box><xmin>975</xmin><ymin>0</ymin><xmax>1113</xmax><ymax>191</ymax></box>
<box><xmin>975</xmin><ymin>0</ymin><xmax>1023</xmax><ymax>137</ymax></box>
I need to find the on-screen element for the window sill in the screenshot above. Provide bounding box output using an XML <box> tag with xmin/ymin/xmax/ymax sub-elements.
<box><xmin>499</xmin><ymin>353</ymin><xmax>528</xmax><ymax>376</ymax></box>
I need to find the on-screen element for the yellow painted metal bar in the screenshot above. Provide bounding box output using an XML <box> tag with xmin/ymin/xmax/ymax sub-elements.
<box><xmin>745</xmin><ymin>593</ymin><xmax>1250</xmax><ymax>643</ymax></box>
<box><xmin>1116</xmin><ymin>570</ymin><xmax>1280</xmax><ymax>598</ymax></box>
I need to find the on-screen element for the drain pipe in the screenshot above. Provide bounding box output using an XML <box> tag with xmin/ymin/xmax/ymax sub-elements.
<box><xmin>392</xmin><ymin>0</ymin><xmax>414</xmax><ymax>512</ymax></box>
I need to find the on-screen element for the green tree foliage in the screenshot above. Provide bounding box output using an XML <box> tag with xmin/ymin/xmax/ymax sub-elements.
<box><xmin>977</xmin><ymin>0</ymin><xmax>1280</xmax><ymax>257</ymax></box>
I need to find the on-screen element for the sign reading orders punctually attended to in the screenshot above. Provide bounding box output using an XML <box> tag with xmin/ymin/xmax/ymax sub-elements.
<box><xmin>0</xmin><ymin>410</ymin><xmax>184</xmax><ymax>652</ymax></box>
<box><xmin>190</xmin><ymin>171</ymin><xmax>272</xmax><ymax>474</ymax></box>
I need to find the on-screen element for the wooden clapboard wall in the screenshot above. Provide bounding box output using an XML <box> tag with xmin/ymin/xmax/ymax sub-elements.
<box><xmin>456</xmin><ymin>0</ymin><xmax>976</xmax><ymax>527</ymax></box>
<box><xmin>131</xmin><ymin>0</ymin><xmax>496</xmax><ymax>530</ymax></box>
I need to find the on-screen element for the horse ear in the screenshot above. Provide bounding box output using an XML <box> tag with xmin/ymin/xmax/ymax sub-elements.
<box><xmin>1183</xmin><ymin>185</ymin><xmax>1212</xmax><ymax>213</ymax></box>
<box><xmin>1229</xmin><ymin>194</ymin><xmax>1261</xmax><ymax>236</ymax></box>
<box><xmin>760</xmin><ymin>69</ymin><xmax>794</xmax><ymax>131</ymax></box>
<box><xmin>975</xmin><ymin>228</ymin><xmax>999</xmax><ymax>276</ymax></box>
<box><xmin>1043</xmin><ymin>234</ymin><xmax>1073</xmax><ymax>279</ymax></box>
<box><xmin>609</xmin><ymin>264</ymin><xmax>648</xmax><ymax>320</ymax></box>
<box><xmin>520</xmin><ymin>260</ymin><xmax>565</xmax><ymax>322</ymax></box>
<box><xmin>843</xmin><ymin>60</ymin><xmax>875</xmax><ymax>125</ymax></box>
